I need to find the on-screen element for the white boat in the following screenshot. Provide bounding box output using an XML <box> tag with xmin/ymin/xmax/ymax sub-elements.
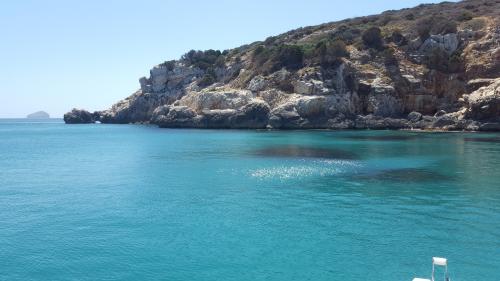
<box><xmin>413</xmin><ymin>257</ymin><xmax>450</xmax><ymax>281</ymax></box>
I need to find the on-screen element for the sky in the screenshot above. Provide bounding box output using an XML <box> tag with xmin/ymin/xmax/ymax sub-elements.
<box><xmin>0</xmin><ymin>0</ymin><xmax>449</xmax><ymax>118</ymax></box>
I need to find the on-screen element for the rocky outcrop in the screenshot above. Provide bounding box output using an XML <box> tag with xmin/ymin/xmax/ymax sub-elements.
<box><xmin>153</xmin><ymin>105</ymin><xmax>200</xmax><ymax>128</ymax></box>
<box><xmin>419</xmin><ymin>34</ymin><xmax>459</xmax><ymax>55</ymax></box>
<box><xmin>365</xmin><ymin>83</ymin><xmax>403</xmax><ymax>117</ymax></box>
<box><xmin>141</xmin><ymin>64</ymin><xmax>203</xmax><ymax>93</ymax></box>
<box><xmin>230</xmin><ymin>101</ymin><xmax>270</xmax><ymax>129</ymax></box>
<box><xmin>152</xmin><ymin>99</ymin><xmax>270</xmax><ymax>129</ymax></box>
<box><xmin>464</xmin><ymin>78</ymin><xmax>500</xmax><ymax>121</ymax></box>
<box><xmin>64</xmin><ymin>0</ymin><xmax>500</xmax><ymax>131</ymax></box>
<box><xmin>177</xmin><ymin>89</ymin><xmax>254</xmax><ymax>113</ymax></box>
<box><xmin>90</xmin><ymin>61</ymin><xmax>205</xmax><ymax>124</ymax></box>
<box><xmin>63</xmin><ymin>109</ymin><xmax>96</xmax><ymax>124</ymax></box>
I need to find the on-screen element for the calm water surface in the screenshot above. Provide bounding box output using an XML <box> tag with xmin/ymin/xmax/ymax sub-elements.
<box><xmin>1</xmin><ymin>119</ymin><xmax>499</xmax><ymax>281</ymax></box>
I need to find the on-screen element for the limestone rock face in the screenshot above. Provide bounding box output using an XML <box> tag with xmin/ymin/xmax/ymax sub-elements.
<box><xmin>230</xmin><ymin>101</ymin><xmax>270</xmax><ymax>129</ymax></box>
<box><xmin>432</xmin><ymin>114</ymin><xmax>458</xmax><ymax>128</ymax></box>
<box><xmin>152</xmin><ymin>98</ymin><xmax>270</xmax><ymax>129</ymax></box>
<box><xmin>465</xmin><ymin>78</ymin><xmax>500</xmax><ymax>121</ymax></box>
<box><xmin>366</xmin><ymin>85</ymin><xmax>403</xmax><ymax>117</ymax></box>
<box><xmin>98</xmin><ymin>90</ymin><xmax>177</xmax><ymax>124</ymax></box>
<box><xmin>292</xmin><ymin>80</ymin><xmax>330</xmax><ymax>95</ymax></box>
<box><xmin>247</xmin><ymin>76</ymin><xmax>268</xmax><ymax>92</ymax></box>
<box><xmin>94</xmin><ymin>61</ymin><xmax>205</xmax><ymax>124</ymax></box>
<box><xmin>267</xmin><ymin>93</ymin><xmax>357</xmax><ymax>129</ymax></box>
<box><xmin>150</xmin><ymin>87</ymin><xmax>271</xmax><ymax>129</ymax></box>
<box><xmin>155</xmin><ymin>106</ymin><xmax>200</xmax><ymax>128</ymax></box>
<box><xmin>407</xmin><ymin>111</ymin><xmax>423</xmax><ymax>122</ymax></box>
<box><xmin>144</xmin><ymin>64</ymin><xmax>203</xmax><ymax>93</ymax></box>
<box><xmin>419</xmin><ymin>33</ymin><xmax>459</xmax><ymax>55</ymax></box>
<box><xmin>467</xmin><ymin>78</ymin><xmax>496</xmax><ymax>92</ymax></box>
<box><xmin>178</xmin><ymin>89</ymin><xmax>254</xmax><ymax>113</ymax></box>
<box><xmin>269</xmin><ymin>103</ymin><xmax>302</xmax><ymax>129</ymax></box>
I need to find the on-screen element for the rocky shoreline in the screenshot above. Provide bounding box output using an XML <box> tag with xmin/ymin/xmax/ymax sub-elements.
<box><xmin>64</xmin><ymin>108</ymin><xmax>500</xmax><ymax>132</ymax></box>
<box><xmin>64</xmin><ymin>77</ymin><xmax>500</xmax><ymax>131</ymax></box>
<box><xmin>64</xmin><ymin>0</ymin><xmax>500</xmax><ymax>131</ymax></box>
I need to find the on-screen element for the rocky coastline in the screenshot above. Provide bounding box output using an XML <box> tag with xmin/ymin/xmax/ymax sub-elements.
<box><xmin>65</xmin><ymin>0</ymin><xmax>500</xmax><ymax>131</ymax></box>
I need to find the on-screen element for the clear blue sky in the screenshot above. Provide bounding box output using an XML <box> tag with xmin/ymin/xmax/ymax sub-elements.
<box><xmin>0</xmin><ymin>0</ymin><xmax>449</xmax><ymax>118</ymax></box>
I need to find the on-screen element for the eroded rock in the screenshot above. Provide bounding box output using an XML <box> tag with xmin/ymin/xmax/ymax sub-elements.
<box><xmin>419</xmin><ymin>33</ymin><xmax>459</xmax><ymax>55</ymax></box>
<box><xmin>465</xmin><ymin>78</ymin><xmax>500</xmax><ymax>121</ymax></box>
<box><xmin>63</xmin><ymin>109</ymin><xmax>96</xmax><ymax>124</ymax></box>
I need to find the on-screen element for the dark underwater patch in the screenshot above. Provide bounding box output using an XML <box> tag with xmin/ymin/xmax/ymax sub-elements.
<box><xmin>341</xmin><ymin>135</ymin><xmax>417</xmax><ymax>141</ymax></box>
<box><xmin>253</xmin><ymin>145</ymin><xmax>358</xmax><ymax>160</ymax></box>
<box><xmin>464</xmin><ymin>137</ymin><xmax>500</xmax><ymax>143</ymax></box>
<box><xmin>353</xmin><ymin>168</ymin><xmax>453</xmax><ymax>183</ymax></box>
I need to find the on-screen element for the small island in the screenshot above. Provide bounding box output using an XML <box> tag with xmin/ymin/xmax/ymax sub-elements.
<box><xmin>26</xmin><ymin>111</ymin><xmax>50</xmax><ymax>119</ymax></box>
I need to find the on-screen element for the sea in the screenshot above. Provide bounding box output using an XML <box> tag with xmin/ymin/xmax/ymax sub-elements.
<box><xmin>1</xmin><ymin>119</ymin><xmax>499</xmax><ymax>281</ymax></box>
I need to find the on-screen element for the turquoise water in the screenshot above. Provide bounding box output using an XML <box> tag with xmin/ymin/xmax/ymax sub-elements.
<box><xmin>1</xmin><ymin>119</ymin><xmax>499</xmax><ymax>281</ymax></box>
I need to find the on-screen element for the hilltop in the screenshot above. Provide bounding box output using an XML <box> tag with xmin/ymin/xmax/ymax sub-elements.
<box><xmin>65</xmin><ymin>0</ymin><xmax>500</xmax><ymax>130</ymax></box>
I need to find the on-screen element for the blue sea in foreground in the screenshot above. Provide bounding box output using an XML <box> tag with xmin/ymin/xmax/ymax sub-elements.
<box><xmin>1</xmin><ymin>119</ymin><xmax>499</xmax><ymax>281</ymax></box>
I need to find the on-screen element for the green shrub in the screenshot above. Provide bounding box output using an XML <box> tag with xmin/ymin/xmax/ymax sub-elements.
<box><xmin>182</xmin><ymin>49</ymin><xmax>223</xmax><ymax>70</ymax></box>
<box><xmin>389</xmin><ymin>30</ymin><xmax>407</xmax><ymax>46</ymax></box>
<box><xmin>198</xmin><ymin>68</ymin><xmax>217</xmax><ymax>87</ymax></box>
<box><xmin>378</xmin><ymin>15</ymin><xmax>394</xmax><ymax>26</ymax></box>
<box><xmin>214</xmin><ymin>56</ymin><xmax>226</xmax><ymax>68</ymax></box>
<box><xmin>314</xmin><ymin>39</ymin><xmax>349</xmax><ymax>67</ymax></box>
<box><xmin>159</xmin><ymin>60</ymin><xmax>176</xmax><ymax>71</ymax></box>
<box><xmin>362</xmin><ymin>27</ymin><xmax>384</xmax><ymax>49</ymax></box>
<box><xmin>463</xmin><ymin>18</ymin><xmax>486</xmax><ymax>31</ymax></box>
<box><xmin>457</xmin><ymin>11</ymin><xmax>474</xmax><ymax>21</ymax></box>
<box><xmin>382</xmin><ymin>48</ymin><xmax>397</xmax><ymax>65</ymax></box>
<box><xmin>254</xmin><ymin>45</ymin><xmax>265</xmax><ymax>56</ymax></box>
<box><xmin>416</xmin><ymin>16</ymin><xmax>457</xmax><ymax>40</ymax></box>
<box><xmin>426</xmin><ymin>49</ymin><xmax>447</xmax><ymax>71</ymax></box>
<box><xmin>252</xmin><ymin>46</ymin><xmax>273</xmax><ymax>72</ymax></box>
<box><xmin>277</xmin><ymin>45</ymin><xmax>304</xmax><ymax>70</ymax></box>
<box><xmin>264</xmin><ymin>36</ymin><xmax>277</xmax><ymax>46</ymax></box>
<box><xmin>416</xmin><ymin>18</ymin><xmax>432</xmax><ymax>39</ymax></box>
<box><xmin>251</xmin><ymin>44</ymin><xmax>304</xmax><ymax>74</ymax></box>
<box><xmin>404</xmin><ymin>13</ymin><xmax>415</xmax><ymax>20</ymax></box>
<box><xmin>331</xmin><ymin>25</ymin><xmax>361</xmax><ymax>44</ymax></box>
<box><xmin>447</xmin><ymin>52</ymin><xmax>463</xmax><ymax>73</ymax></box>
<box><xmin>198</xmin><ymin>74</ymin><xmax>215</xmax><ymax>87</ymax></box>
<box><xmin>434</xmin><ymin>19</ymin><xmax>457</xmax><ymax>35</ymax></box>
<box><xmin>361</xmin><ymin>15</ymin><xmax>378</xmax><ymax>24</ymax></box>
<box><xmin>425</xmin><ymin>49</ymin><xmax>462</xmax><ymax>73</ymax></box>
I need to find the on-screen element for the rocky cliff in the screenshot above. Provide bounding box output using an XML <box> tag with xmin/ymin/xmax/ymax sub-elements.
<box><xmin>65</xmin><ymin>0</ymin><xmax>500</xmax><ymax>131</ymax></box>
